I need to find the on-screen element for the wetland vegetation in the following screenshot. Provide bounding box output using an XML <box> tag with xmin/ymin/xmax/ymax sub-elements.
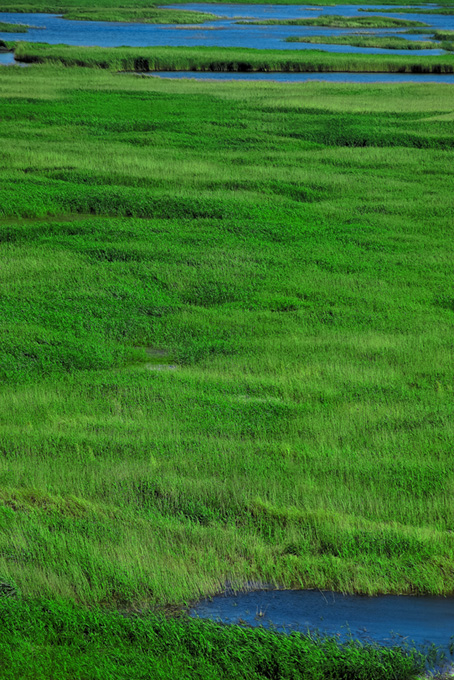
<box><xmin>1</xmin><ymin>0</ymin><xmax>453</xmax><ymax>22</ymax></box>
<box><xmin>1</xmin><ymin>62</ymin><xmax>454</xmax><ymax>603</ymax></box>
<box><xmin>404</xmin><ymin>30</ymin><xmax>454</xmax><ymax>40</ymax></box>
<box><xmin>0</xmin><ymin>598</ymin><xmax>427</xmax><ymax>680</ymax></box>
<box><xmin>433</xmin><ymin>30</ymin><xmax>454</xmax><ymax>41</ymax></box>
<box><xmin>1</xmin><ymin>0</ymin><xmax>452</xmax><ymax>9</ymax></box>
<box><xmin>60</xmin><ymin>8</ymin><xmax>223</xmax><ymax>24</ymax></box>
<box><xmin>1</xmin><ymin>1</ymin><xmax>454</xmax><ymax>674</ymax></box>
<box><xmin>285</xmin><ymin>35</ymin><xmax>454</xmax><ymax>52</ymax></box>
<box><xmin>359</xmin><ymin>7</ymin><xmax>454</xmax><ymax>15</ymax></box>
<box><xmin>13</xmin><ymin>42</ymin><xmax>454</xmax><ymax>72</ymax></box>
<box><xmin>235</xmin><ymin>16</ymin><xmax>429</xmax><ymax>28</ymax></box>
<box><xmin>0</xmin><ymin>20</ymin><xmax>29</xmax><ymax>32</ymax></box>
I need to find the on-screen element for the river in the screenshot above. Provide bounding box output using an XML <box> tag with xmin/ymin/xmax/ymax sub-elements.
<box><xmin>145</xmin><ymin>70</ymin><xmax>454</xmax><ymax>83</ymax></box>
<box><xmin>189</xmin><ymin>588</ymin><xmax>454</xmax><ymax>662</ymax></box>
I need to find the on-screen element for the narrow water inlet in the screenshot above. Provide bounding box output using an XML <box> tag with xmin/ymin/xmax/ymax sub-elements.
<box><xmin>189</xmin><ymin>589</ymin><xmax>454</xmax><ymax>657</ymax></box>
<box><xmin>0</xmin><ymin>52</ymin><xmax>15</xmax><ymax>65</ymax></box>
<box><xmin>145</xmin><ymin>71</ymin><xmax>454</xmax><ymax>83</ymax></box>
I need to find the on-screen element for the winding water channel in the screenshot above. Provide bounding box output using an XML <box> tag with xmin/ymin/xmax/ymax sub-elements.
<box><xmin>0</xmin><ymin>4</ymin><xmax>453</xmax><ymax>54</ymax></box>
<box><xmin>190</xmin><ymin>589</ymin><xmax>454</xmax><ymax>660</ymax></box>
<box><xmin>2</xmin><ymin>3</ymin><xmax>454</xmax><ymax>81</ymax></box>
<box><xmin>146</xmin><ymin>70</ymin><xmax>454</xmax><ymax>83</ymax></box>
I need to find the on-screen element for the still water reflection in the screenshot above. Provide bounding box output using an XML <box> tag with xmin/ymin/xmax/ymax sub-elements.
<box><xmin>146</xmin><ymin>71</ymin><xmax>454</xmax><ymax>83</ymax></box>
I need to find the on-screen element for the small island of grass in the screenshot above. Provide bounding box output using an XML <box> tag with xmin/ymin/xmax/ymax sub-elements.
<box><xmin>285</xmin><ymin>35</ymin><xmax>447</xmax><ymax>51</ymax></box>
<box><xmin>62</xmin><ymin>8</ymin><xmax>222</xmax><ymax>24</ymax></box>
<box><xmin>13</xmin><ymin>42</ymin><xmax>454</xmax><ymax>73</ymax></box>
<box><xmin>0</xmin><ymin>21</ymin><xmax>29</xmax><ymax>32</ymax></box>
<box><xmin>434</xmin><ymin>30</ymin><xmax>454</xmax><ymax>41</ymax></box>
<box><xmin>235</xmin><ymin>15</ymin><xmax>429</xmax><ymax>28</ymax></box>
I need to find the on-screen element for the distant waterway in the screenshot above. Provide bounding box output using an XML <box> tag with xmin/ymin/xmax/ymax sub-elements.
<box><xmin>0</xmin><ymin>4</ymin><xmax>452</xmax><ymax>54</ymax></box>
<box><xmin>146</xmin><ymin>71</ymin><xmax>454</xmax><ymax>84</ymax></box>
<box><xmin>189</xmin><ymin>589</ymin><xmax>454</xmax><ymax>660</ymax></box>
<box><xmin>0</xmin><ymin>52</ymin><xmax>15</xmax><ymax>65</ymax></box>
<box><xmin>169</xmin><ymin>3</ymin><xmax>454</xmax><ymax>34</ymax></box>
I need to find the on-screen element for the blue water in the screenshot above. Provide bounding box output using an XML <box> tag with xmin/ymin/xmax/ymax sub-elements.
<box><xmin>0</xmin><ymin>4</ymin><xmax>452</xmax><ymax>54</ymax></box>
<box><xmin>147</xmin><ymin>71</ymin><xmax>454</xmax><ymax>83</ymax></box>
<box><xmin>0</xmin><ymin>51</ymin><xmax>15</xmax><ymax>65</ymax></box>
<box><xmin>190</xmin><ymin>589</ymin><xmax>454</xmax><ymax>659</ymax></box>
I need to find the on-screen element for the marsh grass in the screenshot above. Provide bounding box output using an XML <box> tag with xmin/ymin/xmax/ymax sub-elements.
<box><xmin>0</xmin><ymin>598</ymin><xmax>426</xmax><ymax>680</ymax></box>
<box><xmin>13</xmin><ymin>42</ymin><xmax>454</xmax><ymax>73</ymax></box>
<box><xmin>285</xmin><ymin>35</ymin><xmax>444</xmax><ymax>50</ymax></box>
<box><xmin>434</xmin><ymin>31</ymin><xmax>454</xmax><ymax>41</ymax></box>
<box><xmin>0</xmin><ymin>65</ymin><xmax>453</xmax><ymax>611</ymax></box>
<box><xmin>0</xmin><ymin>21</ymin><xmax>29</xmax><ymax>32</ymax></box>
<box><xmin>0</xmin><ymin>0</ymin><xmax>447</xmax><ymax>9</ymax></box>
<box><xmin>359</xmin><ymin>7</ymin><xmax>454</xmax><ymax>15</ymax></box>
<box><xmin>235</xmin><ymin>16</ymin><xmax>429</xmax><ymax>28</ymax></box>
<box><xmin>62</xmin><ymin>8</ymin><xmax>223</xmax><ymax>24</ymax></box>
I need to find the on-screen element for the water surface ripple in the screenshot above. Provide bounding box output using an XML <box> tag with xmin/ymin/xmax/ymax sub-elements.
<box><xmin>146</xmin><ymin>71</ymin><xmax>454</xmax><ymax>83</ymax></box>
<box><xmin>0</xmin><ymin>4</ymin><xmax>452</xmax><ymax>54</ymax></box>
<box><xmin>190</xmin><ymin>589</ymin><xmax>454</xmax><ymax>656</ymax></box>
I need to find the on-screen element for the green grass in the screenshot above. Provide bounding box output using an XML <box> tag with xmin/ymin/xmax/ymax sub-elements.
<box><xmin>235</xmin><ymin>16</ymin><xmax>429</xmax><ymax>28</ymax></box>
<box><xmin>0</xmin><ymin>64</ymin><xmax>454</xmax><ymax>612</ymax></box>
<box><xmin>404</xmin><ymin>29</ymin><xmax>450</xmax><ymax>35</ymax></box>
<box><xmin>13</xmin><ymin>42</ymin><xmax>454</xmax><ymax>73</ymax></box>
<box><xmin>359</xmin><ymin>7</ymin><xmax>454</xmax><ymax>14</ymax></box>
<box><xmin>434</xmin><ymin>31</ymin><xmax>454</xmax><ymax>41</ymax></box>
<box><xmin>0</xmin><ymin>21</ymin><xmax>29</xmax><ymax>32</ymax></box>
<box><xmin>285</xmin><ymin>35</ymin><xmax>444</xmax><ymax>51</ymax></box>
<box><xmin>62</xmin><ymin>8</ymin><xmax>223</xmax><ymax>24</ymax></box>
<box><xmin>0</xmin><ymin>598</ymin><xmax>426</xmax><ymax>680</ymax></box>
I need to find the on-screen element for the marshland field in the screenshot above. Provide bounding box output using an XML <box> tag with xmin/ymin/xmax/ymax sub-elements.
<box><xmin>1</xmin><ymin>0</ymin><xmax>454</xmax><ymax>677</ymax></box>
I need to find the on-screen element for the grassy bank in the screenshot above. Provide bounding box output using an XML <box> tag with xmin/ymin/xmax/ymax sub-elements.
<box><xmin>434</xmin><ymin>31</ymin><xmax>454</xmax><ymax>41</ymax></box>
<box><xmin>236</xmin><ymin>16</ymin><xmax>429</xmax><ymax>28</ymax></box>
<box><xmin>359</xmin><ymin>7</ymin><xmax>454</xmax><ymax>14</ymax></box>
<box><xmin>0</xmin><ymin>20</ymin><xmax>28</xmax><ymax>32</ymax></box>
<box><xmin>404</xmin><ymin>29</ymin><xmax>452</xmax><ymax>36</ymax></box>
<box><xmin>1</xmin><ymin>64</ymin><xmax>454</xmax><ymax>608</ymax></box>
<box><xmin>285</xmin><ymin>35</ymin><xmax>446</xmax><ymax>51</ymax></box>
<box><xmin>0</xmin><ymin>598</ymin><xmax>426</xmax><ymax>680</ymax></box>
<box><xmin>13</xmin><ymin>42</ymin><xmax>454</xmax><ymax>73</ymax></box>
